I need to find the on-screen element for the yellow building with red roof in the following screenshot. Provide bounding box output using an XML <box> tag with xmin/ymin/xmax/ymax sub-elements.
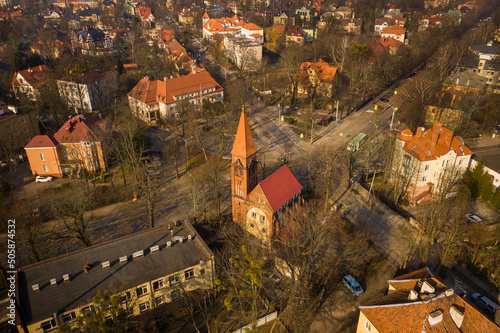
<box><xmin>380</xmin><ymin>24</ymin><xmax>406</xmax><ymax>43</ymax></box>
<box><xmin>293</xmin><ymin>59</ymin><xmax>338</xmax><ymax>97</ymax></box>
<box><xmin>392</xmin><ymin>122</ymin><xmax>473</xmax><ymax>204</ymax></box>
<box><xmin>11</xmin><ymin>65</ymin><xmax>52</xmax><ymax>101</ymax></box>
<box><xmin>202</xmin><ymin>12</ymin><xmax>263</xmax><ymax>42</ymax></box>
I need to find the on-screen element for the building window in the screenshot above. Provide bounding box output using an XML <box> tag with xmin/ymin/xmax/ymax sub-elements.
<box><xmin>139</xmin><ymin>301</ymin><xmax>150</xmax><ymax>313</ymax></box>
<box><xmin>40</xmin><ymin>154</ymin><xmax>45</xmax><ymax>161</ymax></box>
<box><xmin>425</xmin><ymin>165</ymin><xmax>429</xmax><ymax>170</ymax></box>
<box><xmin>185</xmin><ymin>269</ymin><xmax>195</xmax><ymax>280</ymax></box>
<box><xmin>153</xmin><ymin>280</ymin><xmax>165</xmax><ymax>291</ymax></box>
<box><xmin>43</xmin><ymin>165</ymin><xmax>48</xmax><ymax>172</ymax></box>
<box><xmin>41</xmin><ymin>319</ymin><xmax>56</xmax><ymax>332</ymax></box>
<box><xmin>365</xmin><ymin>320</ymin><xmax>371</xmax><ymax>331</ymax></box>
<box><xmin>171</xmin><ymin>290</ymin><xmax>180</xmax><ymax>300</ymax></box>
<box><xmin>24</xmin><ymin>127</ymin><xmax>29</xmax><ymax>132</ymax></box>
<box><xmin>169</xmin><ymin>274</ymin><xmax>180</xmax><ymax>285</ymax></box>
<box><xmin>422</xmin><ymin>176</ymin><xmax>427</xmax><ymax>182</ymax></box>
<box><xmin>261</xmin><ymin>228</ymin><xmax>266</xmax><ymax>233</ymax></box>
<box><xmin>459</xmin><ymin>159</ymin><xmax>463</xmax><ymax>165</ymax></box>
<box><xmin>119</xmin><ymin>291</ymin><xmax>131</xmax><ymax>303</ymax></box>
<box><xmin>200</xmin><ymin>268</ymin><xmax>205</xmax><ymax>275</ymax></box>
<box><xmin>21</xmin><ymin>117</ymin><xmax>27</xmax><ymax>123</ymax></box>
<box><xmin>81</xmin><ymin>305</ymin><xmax>94</xmax><ymax>313</ymax></box>
<box><xmin>136</xmin><ymin>285</ymin><xmax>148</xmax><ymax>297</ymax></box>
<box><xmin>251</xmin><ymin>212</ymin><xmax>256</xmax><ymax>218</ymax></box>
<box><xmin>249</xmin><ymin>223</ymin><xmax>255</xmax><ymax>229</ymax></box>
<box><xmin>261</xmin><ymin>215</ymin><xmax>265</xmax><ymax>222</ymax></box>
<box><xmin>62</xmin><ymin>312</ymin><xmax>76</xmax><ymax>323</ymax></box>
<box><xmin>155</xmin><ymin>295</ymin><xmax>166</xmax><ymax>306</ymax></box>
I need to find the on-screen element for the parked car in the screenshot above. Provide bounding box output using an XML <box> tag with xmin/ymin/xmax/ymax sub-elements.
<box><xmin>380</xmin><ymin>97</ymin><xmax>389</xmax><ymax>102</ymax></box>
<box><xmin>343</xmin><ymin>275</ymin><xmax>364</xmax><ymax>296</ymax></box>
<box><xmin>466</xmin><ymin>214</ymin><xmax>483</xmax><ymax>223</ymax></box>
<box><xmin>471</xmin><ymin>293</ymin><xmax>499</xmax><ymax>314</ymax></box>
<box><xmin>35</xmin><ymin>176</ymin><xmax>53</xmax><ymax>182</ymax></box>
<box><xmin>145</xmin><ymin>169</ymin><xmax>160</xmax><ymax>176</ymax></box>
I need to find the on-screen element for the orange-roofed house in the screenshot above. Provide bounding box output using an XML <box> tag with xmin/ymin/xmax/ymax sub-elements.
<box><xmin>357</xmin><ymin>267</ymin><xmax>500</xmax><ymax>333</ymax></box>
<box><xmin>202</xmin><ymin>13</ymin><xmax>244</xmax><ymax>40</ymax></box>
<box><xmin>11</xmin><ymin>65</ymin><xmax>52</xmax><ymax>101</ymax></box>
<box><xmin>392</xmin><ymin>122</ymin><xmax>473</xmax><ymax>204</ymax></box>
<box><xmin>293</xmin><ymin>59</ymin><xmax>338</xmax><ymax>97</ymax></box>
<box><xmin>25</xmin><ymin>115</ymin><xmax>109</xmax><ymax>178</ymax></box>
<box><xmin>231</xmin><ymin>108</ymin><xmax>302</xmax><ymax>245</ymax></box>
<box><xmin>380</xmin><ymin>24</ymin><xmax>406</xmax><ymax>43</ymax></box>
<box><xmin>127</xmin><ymin>70</ymin><xmax>224</xmax><ymax>123</ymax></box>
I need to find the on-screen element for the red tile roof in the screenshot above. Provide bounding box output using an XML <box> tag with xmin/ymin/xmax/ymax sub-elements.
<box><xmin>53</xmin><ymin>115</ymin><xmax>107</xmax><ymax>143</ymax></box>
<box><xmin>286</xmin><ymin>26</ymin><xmax>306</xmax><ymax>37</ymax></box>
<box><xmin>25</xmin><ymin>135</ymin><xmax>58</xmax><ymax>149</ymax></box>
<box><xmin>380</xmin><ymin>36</ymin><xmax>404</xmax><ymax>48</ymax></box>
<box><xmin>12</xmin><ymin>65</ymin><xmax>51</xmax><ymax>89</ymax></box>
<box><xmin>396</xmin><ymin>122</ymin><xmax>473</xmax><ymax>162</ymax></box>
<box><xmin>360</xmin><ymin>268</ymin><xmax>500</xmax><ymax>332</ymax></box>
<box><xmin>297</xmin><ymin>59</ymin><xmax>338</xmax><ymax>85</ymax></box>
<box><xmin>231</xmin><ymin>110</ymin><xmax>257</xmax><ymax>158</ymax></box>
<box><xmin>381</xmin><ymin>24</ymin><xmax>406</xmax><ymax>35</ymax></box>
<box><xmin>127</xmin><ymin>70</ymin><xmax>222</xmax><ymax>106</ymax></box>
<box><xmin>257</xmin><ymin>165</ymin><xmax>302</xmax><ymax>211</ymax></box>
<box><xmin>360</xmin><ymin>291</ymin><xmax>500</xmax><ymax>332</ymax></box>
<box><xmin>242</xmin><ymin>22</ymin><xmax>263</xmax><ymax>30</ymax></box>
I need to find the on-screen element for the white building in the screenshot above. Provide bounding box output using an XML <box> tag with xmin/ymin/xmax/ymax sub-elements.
<box><xmin>223</xmin><ymin>35</ymin><xmax>263</xmax><ymax>70</ymax></box>
<box><xmin>393</xmin><ymin>122</ymin><xmax>473</xmax><ymax>204</ymax></box>
<box><xmin>57</xmin><ymin>72</ymin><xmax>117</xmax><ymax>112</ymax></box>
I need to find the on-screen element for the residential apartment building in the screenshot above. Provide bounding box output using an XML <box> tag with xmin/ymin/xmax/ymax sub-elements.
<box><xmin>57</xmin><ymin>71</ymin><xmax>117</xmax><ymax>112</ymax></box>
<box><xmin>337</xmin><ymin>18</ymin><xmax>363</xmax><ymax>35</ymax></box>
<box><xmin>286</xmin><ymin>26</ymin><xmax>306</xmax><ymax>45</ymax></box>
<box><xmin>357</xmin><ymin>268</ymin><xmax>500</xmax><ymax>332</ymax></box>
<box><xmin>71</xmin><ymin>26</ymin><xmax>113</xmax><ymax>55</ymax></box>
<box><xmin>202</xmin><ymin>13</ymin><xmax>263</xmax><ymax>41</ymax></box>
<box><xmin>392</xmin><ymin>122</ymin><xmax>473</xmax><ymax>204</ymax></box>
<box><xmin>223</xmin><ymin>35</ymin><xmax>263</xmax><ymax>70</ymax></box>
<box><xmin>425</xmin><ymin>88</ymin><xmax>465</xmax><ymax>130</ymax></box>
<box><xmin>293</xmin><ymin>59</ymin><xmax>338</xmax><ymax>97</ymax></box>
<box><xmin>470</xmin><ymin>42</ymin><xmax>500</xmax><ymax>93</ymax></box>
<box><xmin>16</xmin><ymin>222</ymin><xmax>215</xmax><ymax>333</ymax></box>
<box><xmin>25</xmin><ymin>115</ymin><xmax>108</xmax><ymax>177</ymax></box>
<box><xmin>295</xmin><ymin>5</ymin><xmax>315</xmax><ymax>22</ymax></box>
<box><xmin>127</xmin><ymin>70</ymin><xmax>223</xmax><ymax>123</ymax></box>
<box><xmin>0</xmin><ymin>103</ymin><xmax>40</xmax><ymax>157</ymax></box>
<box><xmin>273</xmin><ymin>10</ymin><xmax>295</xmax><ymax>26</ymax></box>
<box><xmin>11</xmin><ymin>65</ymin><xmax>52</xmax><ymax>101</ymax></box>
<box><xmin>380</xmin><ymin>24</ymin><xmax>406</xmax><ymax>43</ymax></box>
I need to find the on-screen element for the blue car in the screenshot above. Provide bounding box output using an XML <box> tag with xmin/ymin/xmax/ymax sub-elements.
<box><xmin>343</xmin><ymin>275</ymin><xmax>364</xmax><ymax>296</ymax></box>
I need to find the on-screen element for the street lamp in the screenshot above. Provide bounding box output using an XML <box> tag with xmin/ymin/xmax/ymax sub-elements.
<box><xmin>179</xmin><ymin>136</ymin><xmax>193</xmax><ymax>178</ymax></box>
<box><xmin>388</xmin><ymin>106</ymin><xmax>398</xmax><ymax>130</ymax></box>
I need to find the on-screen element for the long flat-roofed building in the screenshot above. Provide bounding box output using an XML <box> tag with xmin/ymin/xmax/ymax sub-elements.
<box><xmin>16</xmin><ymin>221</ymin><xmax>214</xmax><ymax>332</ymax></box>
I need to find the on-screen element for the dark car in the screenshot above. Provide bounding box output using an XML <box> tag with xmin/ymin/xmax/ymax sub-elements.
<box><xmin>380</xmin><ymin>97</ymin><xmax>389</xmax><ymax>102</ymax></box>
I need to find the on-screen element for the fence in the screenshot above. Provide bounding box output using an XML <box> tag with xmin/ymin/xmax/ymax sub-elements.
<box><xmin>232</xmin><ymin>312</ymin><xmax>278</xmax><ymax>333</ymax></box>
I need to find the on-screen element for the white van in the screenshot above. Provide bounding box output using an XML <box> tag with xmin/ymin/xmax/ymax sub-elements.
<box><xmin>472</xmin><ymin>293</ymin><xmax>499</xmax><ymax>314</ymax></box>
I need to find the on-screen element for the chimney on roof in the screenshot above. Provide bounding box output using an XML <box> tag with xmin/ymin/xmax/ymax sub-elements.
<box><xmin>164</xmin><ymin>77</ymin><xmax>167</xmax><ymax>81</ymax></box>
<box><xmin>144</xmin><ymin>76</ymin><xmax>149</xmax><ymax>81</ymax></box>
<box><xmin>39</xmin><ymin>65</ymin><xmax>43</xmax><ymax>71</ymax></box>
<box><xmin>420</xmin><ymin>280</ymin><xmax>435</xmax><ymax>294</ymax></box>
<box><xmin>450</xmin><ymin>305</ymin><xmax>464</xmax><ymax>329</ymax></box>
<box><xmin>408</xmin><ymin>289</ymin><xmax>418</xmax><ymax>300</ymax></box>
<box><xmin>428</xmin><ymin>310</ymin><xmax>443</xmax><ymax>327</ymax></box>
<box><xmin>415</xmin><ymin>127</ymin><xmax>425</xmax><ymax>138</ymax></box>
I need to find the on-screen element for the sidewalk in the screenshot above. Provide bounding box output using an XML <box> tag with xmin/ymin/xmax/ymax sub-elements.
<box><xmin>453</xmin><ymin>264</ymin><xmax>499</xmax><ymax>301</ymax></box>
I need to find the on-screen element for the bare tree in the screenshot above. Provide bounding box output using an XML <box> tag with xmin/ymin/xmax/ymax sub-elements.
<box><xmin>329</xmin><ymin>35</ymin><xmax>351</xmax><ymax>71</ymax></box>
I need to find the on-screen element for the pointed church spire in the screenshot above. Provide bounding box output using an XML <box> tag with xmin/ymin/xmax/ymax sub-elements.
<box><xmin>231</xmin><ymin>106</ymin><xmax>257</xmax><ymax>158</ymax></box>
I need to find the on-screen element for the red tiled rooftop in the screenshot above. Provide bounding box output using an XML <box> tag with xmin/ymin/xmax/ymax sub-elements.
<box><xmin>256</xmin><ymin>165</ymin><xmax>302</xmax><ymax>211</ymax></box>
<box><xmin>25</xmin><ymin>135</ymin><xmax>58</xmax><ymax>149</ymax></box>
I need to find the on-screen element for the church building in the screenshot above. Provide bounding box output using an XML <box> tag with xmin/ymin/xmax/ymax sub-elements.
<box><xmin>231</xmin><ymin>108</ymin><xmax>303</xmax><ymax>245</ymax></box>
